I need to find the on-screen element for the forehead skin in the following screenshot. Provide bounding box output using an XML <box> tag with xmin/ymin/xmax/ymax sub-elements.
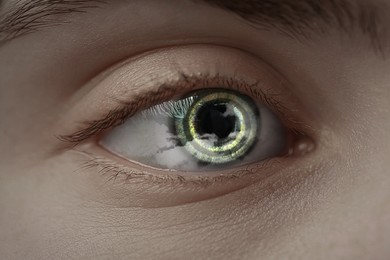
<box><xmin>0</xmin><ymin>0</ymin><xmax>390</xmax><ymax>259</ymax></box>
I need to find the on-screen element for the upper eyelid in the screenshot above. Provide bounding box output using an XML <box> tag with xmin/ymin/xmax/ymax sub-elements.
<box><xmin>56</xmin><ymin>45</ymin><xmax>317</xmax><ymax>151</ymax></box>
<box><xmin>57</xmin><ymin>72</ymin><xmax>292</xmax><ymax>145</ymax></box>
<box><xmin>57</xmin><ymin>81</ymin><xmax>178</xmax><ymax>144</ymax></box>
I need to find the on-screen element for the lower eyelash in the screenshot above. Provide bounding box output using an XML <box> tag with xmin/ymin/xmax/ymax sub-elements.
<box><xmin>73</xmin><ymin>149</ymin><xmax>282</xmax><ymax>187</ymax></box>
<box><xmin>76</xmin><ymin>153</ymin><xmax>167</xmax><ymax>184</ymax></box>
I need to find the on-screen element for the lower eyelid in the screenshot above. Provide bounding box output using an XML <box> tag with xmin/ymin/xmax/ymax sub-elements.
<box><xmin>66</xmin><ymin>134</ymin><xmax>316</xmax><ymax>208</ymax></box>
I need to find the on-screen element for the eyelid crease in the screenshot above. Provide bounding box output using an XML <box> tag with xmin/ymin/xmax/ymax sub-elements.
<box><xmin>57</xmin><ymin>72</ymin><xmax>308</xmax><ymax>147</ymax></box>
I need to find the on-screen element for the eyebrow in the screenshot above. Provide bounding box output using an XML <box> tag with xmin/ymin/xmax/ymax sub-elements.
<box><xmin>0</xmin><ymin>0</ymin><xmax>387</xmax><ymax>54</ymax></box>
<box><xmin>0</xmin><ymin>0</ymin><xmax>104</xmax><ymax>44</ymax></box>
<box><xmin>201</xmin><ymin>0</ymin><xmax>387</xmax><ymax>54</ymax></box>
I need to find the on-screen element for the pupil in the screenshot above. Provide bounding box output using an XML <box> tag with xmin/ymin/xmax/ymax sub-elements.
<box><xmin>196</xmin><ymin>102</ymin><xmax>237</xmax><ymax>139</ymax></box>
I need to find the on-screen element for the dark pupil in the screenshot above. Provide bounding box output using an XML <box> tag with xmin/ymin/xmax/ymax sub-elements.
<box><xmin>196</xmin><ymin>101</ymin><xmax>237</xmax><ymax>139</ymax></box>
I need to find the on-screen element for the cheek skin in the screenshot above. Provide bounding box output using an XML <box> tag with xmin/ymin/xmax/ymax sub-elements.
<box><xmin>1</xmin><ymin>125</ymin><xmax>389</xmax><ymax>260</ymax></box>
<box><xmin>0</xmin><ymin>147</ymin><xmax>327</xmax><ymax>259</ymax></box>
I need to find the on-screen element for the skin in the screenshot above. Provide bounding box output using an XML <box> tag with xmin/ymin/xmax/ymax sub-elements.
<box><xmin>0</xmin><ymin>0</ymin><xmax>390</xmax><ymax>259</ymax></box>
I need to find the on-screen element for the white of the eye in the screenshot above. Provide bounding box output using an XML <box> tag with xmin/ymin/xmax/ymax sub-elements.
<box><xmin>100</xmin><ymin>115</ymin><xmax>199</xmax><ymax>170</ymax></box>
<box><xmin>100</xmin><ymin>103</ymin><xmax>285</xmax><ymax>172</ymax></box>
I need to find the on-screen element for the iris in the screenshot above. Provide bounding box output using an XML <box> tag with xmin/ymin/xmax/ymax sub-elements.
<box><xmin>175</xmin><ymin>89</ymin><xmax>259</xmax><ymax>164</ymax></box>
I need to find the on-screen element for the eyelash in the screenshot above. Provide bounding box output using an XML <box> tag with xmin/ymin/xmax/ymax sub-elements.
<box><xmin>59</xmin><ymin>71</ymin><xmax>312</xmax><ymax>185</ymax></box>
<box><xmin>59</xmin><ymin>72</ymin><xmax>306</xmax><ymax>144</ymax></box>
<box><xmin>75</xmin><ymin>150</ymin><xmax>284</xmax><ymax>187</ymax></box>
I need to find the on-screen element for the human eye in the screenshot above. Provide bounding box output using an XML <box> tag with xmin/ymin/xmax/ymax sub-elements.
<box><xmin>58</xmin><ymin>45</ymin><xmax>316</xmax><ymax>207</ymax></box>
<box><xmin>101</xmin><ymin>87</ymin><xmax>287</xmax><ymax>172</ymax></box>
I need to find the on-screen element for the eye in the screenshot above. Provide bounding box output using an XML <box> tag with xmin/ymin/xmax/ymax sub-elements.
<box><xmin>58</xmin><ymin>45</ymin><xmax>316</xmax><ymax>206</ymax></box>
<box><xmin>100</xmin><ymin>88</ymin><xmax>287</xmax><ymax>173</ymax></box>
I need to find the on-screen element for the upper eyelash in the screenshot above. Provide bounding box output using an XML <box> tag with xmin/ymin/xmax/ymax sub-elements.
<box><xmin>57</xmin><ymin>79</ymin><xmax>181</xmax><ymax>144</ymax></box>
<box><xmin>142</xmin><ymin>96</ymin><xmax>195</xmax><ymax>119</ymax></box>
<box><xmin>57</xmin><ymin>72</ymin><xmax>296</xmax><ymax>145</ymax></box>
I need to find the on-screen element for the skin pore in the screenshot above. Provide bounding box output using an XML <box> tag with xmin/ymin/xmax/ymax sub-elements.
<box><xmin>0</xmin><ymin>0</ymin><xmax>390</xmax><ymax>259</ymax></box>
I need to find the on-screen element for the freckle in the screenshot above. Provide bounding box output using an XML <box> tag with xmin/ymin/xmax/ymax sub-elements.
<box><xmin>293</xmin><ymin>137</ymin><xmax>315</xmax><ymax>156</ymax></box>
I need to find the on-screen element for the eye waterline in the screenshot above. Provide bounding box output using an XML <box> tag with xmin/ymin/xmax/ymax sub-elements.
<box><xmin>72</xmin><ymin>143</ymin><xmax>314</xmax><ymax>187</ymax></box>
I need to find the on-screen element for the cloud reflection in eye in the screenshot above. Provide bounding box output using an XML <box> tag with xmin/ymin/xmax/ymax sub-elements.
<box><xmin>100</xmin><ymin>88</ymin><xmax>287</xmax><ymax>173</ymax></box>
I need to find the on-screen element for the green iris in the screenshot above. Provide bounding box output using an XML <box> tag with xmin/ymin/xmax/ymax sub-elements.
<box><xmin>175</xmin><ymin>89</ymin><xmax>259</xmax><ymax>164</ymax></box>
